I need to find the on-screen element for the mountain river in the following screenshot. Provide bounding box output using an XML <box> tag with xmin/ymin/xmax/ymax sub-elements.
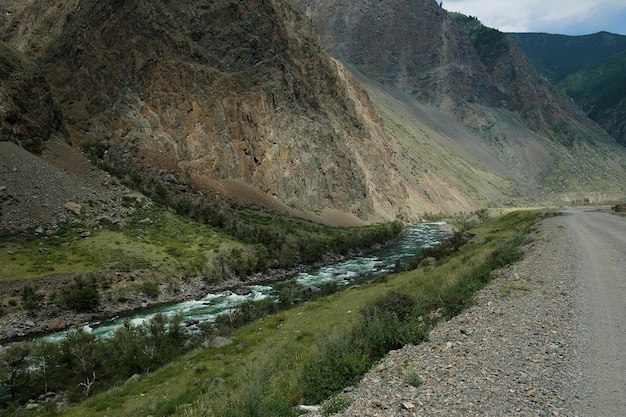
<box><xmin>41</xmin><ymin>222</ymin><xmax>450</xmax><ymax>343</ymax></box>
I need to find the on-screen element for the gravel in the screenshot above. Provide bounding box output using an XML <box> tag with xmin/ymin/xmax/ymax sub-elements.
<box><xmin>309</xmin><ymin>216</ymin><xmax>592</xmax><ymax>416</ymax></box>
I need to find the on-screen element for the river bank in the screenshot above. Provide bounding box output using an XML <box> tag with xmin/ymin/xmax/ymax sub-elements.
<box><xmin>0</xmin><ymin>221</ymin><xmax>451</xmax><ymax>344</ymax></box>
<box><xmin>0</xmin><ymin>232</ymin><xmax>411</xmax><ymax>344</ymax></box>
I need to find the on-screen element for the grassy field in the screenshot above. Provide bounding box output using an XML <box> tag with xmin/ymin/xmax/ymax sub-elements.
<box><xmin>45</xmin><ymin>209</ymin><xmax>544</xmax><ymax>417</ymax></box>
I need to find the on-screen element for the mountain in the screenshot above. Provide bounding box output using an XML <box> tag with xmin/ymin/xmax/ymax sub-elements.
<box><xmin>294</xmin><ymin>0</ymin><xmax>626</xmax><ymax>202</ymax></box>
<box><xmin>0</xmin><ymin>0</ymin><xmax>426</xmax><ymax>224</ymax></box>
<box><xmin>510</xmin><ymin>31</ymin><xmax>626</xmax><ymax>145</ymax></box>
<box><xmin>1</xmin><ymin>0</ymin><xmax>625</xmax><ymax>234</ymax></box>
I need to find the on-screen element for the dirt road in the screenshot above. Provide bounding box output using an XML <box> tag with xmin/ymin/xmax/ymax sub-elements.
<box><xmin>565</xmin><ymin>209</ymin><xmax>626</xmax><ymax>416</ymax></box>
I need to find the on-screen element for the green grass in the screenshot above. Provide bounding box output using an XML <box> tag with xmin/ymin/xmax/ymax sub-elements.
<box><xmin>499</xmin><ymin>281</ymin><xmax>532</xmax><ymax>297</ymax></box>
<box><xmin>48</xmin><ymin>210</ymin><xmax>543</xmax><ymax>417</ymax></box>
<box><xmin>0</xmin><ymin>206</ymin><xmax>238</xmax><ymax>282</ymax></box>
<box><xmin>0</xmin><ymin>204</ymin><xmax>403</xmax><ymax>295</ymax></box>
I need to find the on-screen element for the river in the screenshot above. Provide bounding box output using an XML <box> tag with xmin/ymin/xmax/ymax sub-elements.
<box><xmin>42</xmin><ymin>222</ymin><xmax>450</xmax><ymax>343</ymax></box>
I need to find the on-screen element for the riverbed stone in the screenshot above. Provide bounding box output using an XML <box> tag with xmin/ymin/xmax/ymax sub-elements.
<box><xmin>47</xmin><ymin>317</ymin><xmax>66</xmax><ymax>331</ymax></box>
<box><xmin>63</xmin><ymin>201</ymin><xmax>83</xmax><ymax>216</ymax></box>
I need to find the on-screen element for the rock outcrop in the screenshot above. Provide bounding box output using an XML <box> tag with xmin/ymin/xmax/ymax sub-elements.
<box><xmin>0</xmin><ymin>41</ymin><xmax>63</xmax><ymax>153</ymax></box>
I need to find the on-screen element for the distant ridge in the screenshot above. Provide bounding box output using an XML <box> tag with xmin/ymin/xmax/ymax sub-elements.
<box><xmin>510</xmin><ymin>31</ymin><xmax>626</xmax><ymax>145</ymax></box>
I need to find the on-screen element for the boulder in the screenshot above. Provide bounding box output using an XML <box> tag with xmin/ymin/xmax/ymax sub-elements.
<box><xmin>203</xmin><ymin>336</ymin><xmax>233</xmax><ymax>349</ymax></box>
<box><xmin>47</xmin><ymin>317</ymin><xmax>66</xmax><ymax>331</ymax></box>
<box><xmin>63</xmin><ymin>201</ymin><xmax>83</xmax><ymax>216</ymax></box>
<box><xmin>305</xmin><ymin>286</ymin><xmax>321</xmax><ymax>294</ymax></box>
<box><xmin>236</xmin><ymin>288</ymin><xmax>252</xmax><ymax>296</ymax></box>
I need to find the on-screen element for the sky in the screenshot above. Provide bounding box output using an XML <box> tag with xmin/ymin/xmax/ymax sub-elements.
<box><xmin>444</xmin><ymin>0</ymin><xmax>626</xmax><ymax>36</ymax></box>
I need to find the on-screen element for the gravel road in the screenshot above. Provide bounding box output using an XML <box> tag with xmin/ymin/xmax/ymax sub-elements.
<box><xmin>310</xmin><ymin>209</ymin><xmax>626</xmax><ymax>416</ymax></box>
<box><xmin>566</xmin><ymin>210</ymin><xmax>626</xmax><ymax>416</ymax></box>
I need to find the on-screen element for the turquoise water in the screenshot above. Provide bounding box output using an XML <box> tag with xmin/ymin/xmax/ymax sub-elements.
<box><xmin>41</xmin><ymin>222</ymin><xmax>449</xmax><ymax>342</ymax></box>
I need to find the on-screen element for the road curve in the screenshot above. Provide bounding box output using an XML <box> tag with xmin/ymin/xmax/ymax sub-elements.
<box><xmin>564</xmin><ymin>209</ymin><xmax>626</xmax><ymax>416</ymax></box>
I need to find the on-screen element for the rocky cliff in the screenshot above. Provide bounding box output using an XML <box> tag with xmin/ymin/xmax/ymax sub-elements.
<box><xmin>2</xmin><ymin>0</ymin><xmax>625</xmax><ymax>229</ymax></box>
<box><xmin>0</xmin><ymin>40</ymin><xmax>63</xmax><ymax>153</ymax></box>
<box><xmin>295</xmin><ymin>0</ymin><xmax>626</xmax><ymax>200</ymax></box>
<box><xmin>0</xmin><ymin>0</ymin><xmax>419</xmax><ymax>222</ymax></box>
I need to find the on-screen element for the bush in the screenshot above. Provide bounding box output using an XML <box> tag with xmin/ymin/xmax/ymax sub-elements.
<box><xmin>140</xmin><ymin>280</ymin><xmax>160</xmax><ymax>298</ymax></box>
<box><xmin>361</xmin><ymin>291</ymin><xmax>417</xmax><ymax>322</ymax></box>
<box><xmin>322</xmin><ymin>393</ymin><xmax>352</xmax><ymax>416</ymax></box>
<box><xmin>301</xmin><ymin>334</ymin><xmax>369</xmax><ymax>404</ymax></box>
<box><xmin>302</xmin><ymin>291</ymin><xmax>427</xmax><ymax>404</ymax></box>
<box><xmin>406</xmin><ymin>371</ymin><xmax>422</xmax><ymax>388</ymax></box>
<box><xmin>21</xmin><ymin>284</ymin><xmax>44</xmax><ymax>313</ymax></box>
<box><xmin>61</xmin><ymin>276</ymin><xmax>100</xmax><ymax>312</ymax></box>
<box><xmin>214</xmin><ymin>298</ymin><xmax>279</xmax><ymax>332</ymax></box>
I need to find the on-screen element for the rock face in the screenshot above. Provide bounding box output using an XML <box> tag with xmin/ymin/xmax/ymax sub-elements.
<box><xmin>0</xmin><ymin>0</ymin><xmax>413</xmax><ymax>221</ymax></box>
<box><xmin>294</xmin><ymin>0</ymin><xmax>598</xmax><ymax>139</ymax></box>
<box><xmin>294</xmin><ymin>0</ymin><xmax>626</xmax><ymax>200</ymax></box>
<box><xmin>297</xmin><ymin>1</ymin><xmax>486</xmax><ymax>115</ymax></box>
<box><xmin>0</xmin><ymin>41</ymin><xmax>63</xmax><ymax>153</ymax></box>
<box><xmin>2</xmin><ymin>0</ymin><xmax>625</xmax><ymax>221</ymax></box>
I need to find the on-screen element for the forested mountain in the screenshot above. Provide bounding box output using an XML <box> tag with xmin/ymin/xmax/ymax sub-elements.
<box><xmin>511</xmin><ymin>31</ymin><xmax>626</xmax><ymax>145</ymax></box>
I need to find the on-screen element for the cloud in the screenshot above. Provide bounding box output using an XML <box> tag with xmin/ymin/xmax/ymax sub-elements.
<box><xmin>444</xmin><ymin>0</ymin><xmax>626</xmax><ymax>35</ymax></box>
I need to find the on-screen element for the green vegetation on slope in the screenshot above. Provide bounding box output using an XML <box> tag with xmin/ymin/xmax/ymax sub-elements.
<box><xmin>451</xmin><ymin>13</ymin><xmax>510</xmax><ymax>70</ymax></box>
<box><xmin>510</xmin><ymin>31</ymin><xmax>626</xmax><ymax>145</ymax></box>
<box><xmin>0</xmin><ymin>203</ymin><xmax>402</xmax><ymax>284</ymax></box>
<box><xmin>559</xmin><ymin>51</ymin><xmax>626</xmax><ymax>115</ymax></box>
<box><xmin>0</xmin><ymin>206</ymin><xmax>233</xmax><ymax>282</ymax></box>
<box><xmin>509</xmin><ymin>32</ymin><xmax>626</xmax><ymax>84</ymax></box>
<box><xmin>6</xmin><ymin>210</ymin><xmax>544</xmax><ymax>417</ymax></box>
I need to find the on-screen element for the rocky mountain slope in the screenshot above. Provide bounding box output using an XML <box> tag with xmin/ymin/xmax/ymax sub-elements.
<box><xmin>294</xmin><ymin>0</ymin><xmax>626</xmax><ymax>202</ymax></box>
<box><xmin>0</xmin><ymin>0</ymin><xmax>424</xmax><ymax>224</ymax></box>
<box><xmin>1</xmin><ymin>0</ymin><xmax>625</xmax><ymax>233</ymax></box>
<box><xmin>0</xmin><ymin>40</ymin><xmax>63</xmax><ymax>154</ymax></box>
<box><xmin>510</xmin><ymin>31</ymin><xmax>626</xmax><ymax>145</ymax></box>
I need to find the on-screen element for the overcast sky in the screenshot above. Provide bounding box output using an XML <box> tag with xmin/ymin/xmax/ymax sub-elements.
<box><xmin>444</xmin><ymin>0</ymin><xmax>626</xmax><ymax>36</ymax></box>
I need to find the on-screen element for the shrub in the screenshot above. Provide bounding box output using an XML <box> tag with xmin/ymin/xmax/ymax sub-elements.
<box><xmin>302</xmin><ymin>291</ymin><xmax>427</xmax><ymax>404</ymax></box>
<box><xmin>61</xmin><ymin>276</ymin><xmax>100</xmax><ymax>312</ymax></box>
<box><xmin>361</xmin><ymin>291</ymin><xmax>417</xmax><ymax>322</ymax></box>
<box><xmin>0</xmin><ymin>343</ymin><xmax>33</xmax><ymax>401</ymax></box>
<box><xmin>214</xmin><ymin>298</ymin><xmax>279</xmax><ymax>332</ymax></box>
<box><xmin>301</xmin><ymin>334</ymin><xmax>369</xmax><ymax>404</ymax></box>
<box><xmin>140</xmin><ymin>280</ymin><xmax>160</xmax><ymax>298</ymax></box>
<box><xmin>406</xmin><ymin>371</ymin><xmax>422</xmax><ymax>388</ymax></box>
<box><xmin>21</xmin><ymin>284</ymin><xmax>44</xmax><ymax>313</ymax></box>
<box><xmin>321</xmin><ymin>393</ymin><xmax>352</xmax><ymax>416</ymax></box>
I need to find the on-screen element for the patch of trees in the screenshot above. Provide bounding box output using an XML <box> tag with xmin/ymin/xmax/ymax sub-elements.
<box><xmin>0</xmin><ymin>313</ymin><xmax>193</xmax><ymax>408</ymax></box>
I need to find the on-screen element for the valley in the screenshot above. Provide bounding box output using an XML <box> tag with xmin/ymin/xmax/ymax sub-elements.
<box><xmin>1</xmin><ymin>0</ymin><xmax>626</xmax><ymax>415</ymax></box>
